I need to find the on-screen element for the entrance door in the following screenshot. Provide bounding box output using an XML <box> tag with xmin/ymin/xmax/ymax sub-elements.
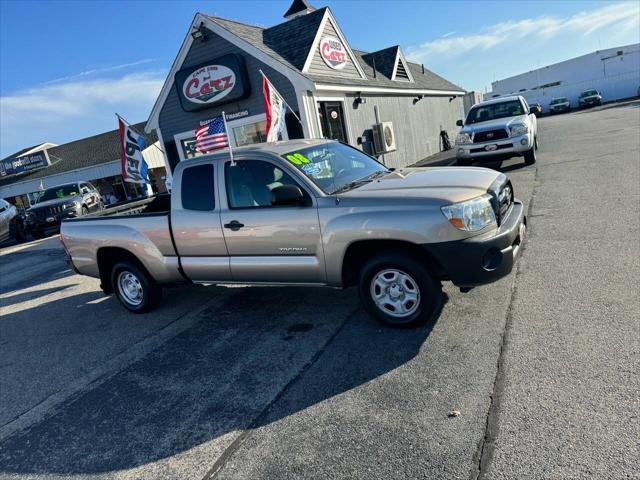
<box><xmin>219</xmin><ymin>158</ymin><xmax>324</xmax><ymax>284</ymax></box>
<box><xmin>318</xmin><ymin>101</ymin><xmax>348</xmax><ymax>143</ymax></box>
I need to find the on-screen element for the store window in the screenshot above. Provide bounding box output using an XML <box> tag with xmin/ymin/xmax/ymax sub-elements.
<box><xmin>232</xmin><ymin>120</ymin><xmax>267</xmax><ymax>147</ymax></box>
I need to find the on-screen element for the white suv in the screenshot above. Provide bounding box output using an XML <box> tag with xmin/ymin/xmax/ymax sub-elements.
<box><xmin>455</xmin><ymin>95</ymin><xmax>538</xmax><ymax>166</ymax></box>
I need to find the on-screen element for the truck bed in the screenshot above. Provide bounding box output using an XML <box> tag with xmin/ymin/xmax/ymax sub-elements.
<box><xmin>61</xmin><ymin>193</ymin><xmax>183</xmax><ymax>284</ymax></box>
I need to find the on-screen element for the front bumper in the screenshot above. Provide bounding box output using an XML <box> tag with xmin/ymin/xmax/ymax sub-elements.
<box><xmin>27</xmin><ymin>208</ymin><xmax>80</xmax><ymax>233</ymax></box>
<box><xmin>550</xmin><ymin>105</ymin><xmax>570</xmax><ymax>113</ymax></box>
<box><xmin>456</xmin><ymin>133</ymin><xmax>532</xmax><ymax>160</ymax></box>
<box><xmin>426</xmin><ymin>200</ymin><xmax>526</xmax><ymax>287</ymax></box>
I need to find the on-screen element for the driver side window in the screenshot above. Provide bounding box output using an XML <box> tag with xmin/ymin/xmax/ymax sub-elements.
<box><xmin>225</xmin><ymin>160</ymin><xmax>302</xmax><ymax>209</ymax></box>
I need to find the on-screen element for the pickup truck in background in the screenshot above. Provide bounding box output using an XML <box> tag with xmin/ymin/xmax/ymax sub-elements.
<box><xmin>61</xmin><ymin>140</ymin><xmax>526</xmax><ymax>327</ymax></box>
<box><xmin>455</xmin><ymin>95</ymin><xmax>538</xmax><ymax>166</ymax></box>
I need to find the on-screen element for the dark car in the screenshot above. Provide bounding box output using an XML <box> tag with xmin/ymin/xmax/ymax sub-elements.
<box><xmin>25</xmin><ymin>182</ymin><xmax>103</xmax><ymax>239</ymax></box>
<box><xmin>578</xmin><ymin>89</ymin><xmax>602</xmax><ymax>108</ymax></box>
<box><xmin>531</xmin><ymin>103</ymin><xmax>542</xmax><ymax>116</ymax></box>
<box><xmin>549</xmin><ymin>97</ymin><xmax>571</xmax><ymax>114</ymax></box>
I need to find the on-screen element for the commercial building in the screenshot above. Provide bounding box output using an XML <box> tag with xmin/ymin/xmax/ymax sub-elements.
<box><xmin>146</xmin><ymin>0</ymin><xmax>466</xmax><ymax>172</ymax></box>
<box><xmin>486</xmin><ymin>44</ymin><xmax>640</xmax><ymax>112</ymax></box>
<box><xmin>0</xmin><ymin>123</ymin><xmax>167</xmax><ymax>208</ymax></box>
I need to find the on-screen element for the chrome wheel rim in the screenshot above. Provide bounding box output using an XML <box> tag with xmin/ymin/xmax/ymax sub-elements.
<box><xmin>117</xmin><ymin>271</ymin><xmax>143</xmax><ymax>306</ymax></box>
<box><xmin>370</xmin><ymin>269</ymin><xmax>420</xmax><ymax>318</ymax></box>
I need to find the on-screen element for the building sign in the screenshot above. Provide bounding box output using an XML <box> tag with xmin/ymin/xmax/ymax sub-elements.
<box><xmin>0</xmin><ymin>150</ymin><xmax>50</xmax><ymax>177</ymax></box>
<box><xmin>320</xmin><ymin>36</ymin><xmax>348</xmax><ymax>70</ymax></box>
<box><xmin>199</xmin><ymin>110</ymin><xmax>250</xmax><ymax>126</ymax></box>
<box><xmin>175</xmin><ymin>54</ymin><xmax>250</xmax><ymax>112</ymax></box>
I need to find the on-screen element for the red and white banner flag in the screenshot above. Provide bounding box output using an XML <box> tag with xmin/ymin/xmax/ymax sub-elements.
<box><xmin>262</xmin><ymin>74</ymin><xmax>287</xmax><ymax>143</ymax></box>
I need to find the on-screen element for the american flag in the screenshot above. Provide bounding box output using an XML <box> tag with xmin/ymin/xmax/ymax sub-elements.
<box><xmin>195</xmin><ymin>116</ymin><xmax>228</xmax><ymax>153</ymax></box>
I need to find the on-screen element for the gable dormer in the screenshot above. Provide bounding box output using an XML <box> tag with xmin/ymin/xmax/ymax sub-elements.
<box><xmin>392</xmin><ymin>47</ymin><xmax>414</xmax><ymax>82</ymax></box>
<box><xmin>302</xmin><ymin>9</ymin><xmax>366</xmax><ymax>79</ymax></box>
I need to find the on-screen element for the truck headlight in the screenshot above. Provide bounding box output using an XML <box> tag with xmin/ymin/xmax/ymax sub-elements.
<box><xmin>441</xmin><ymin>194</ymin><xmax>497</xmax><ymax>232</ymax></box>
<box><xmin>455</xmin><ymin>133</ymin><xmax>472</xmax><ymax>145</ymax></box>
<box><xmin>510</xmin><ymin>124</ymin><xmax>529</xmax><ymax>136</ymax></box>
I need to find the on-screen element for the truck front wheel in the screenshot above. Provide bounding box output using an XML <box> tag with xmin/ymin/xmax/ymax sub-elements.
<box><xmin>524</xmin><ymin>141</ymin><xmax>537</xmax><ymax>165</ymax></box>
<box><xmin>111</xmin><ymin>261</ymin><xmax>162</xmax><ymax>313</ymax></box>
<box><xmin>358</xmin><ymin>255</ymin><xmax>442</xmax><ymax>328</ymax></box>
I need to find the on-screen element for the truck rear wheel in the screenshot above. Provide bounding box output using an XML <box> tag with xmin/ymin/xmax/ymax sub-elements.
<box><xmin>111</xmin><ymin>261</ymin><xmax>162</xmax><ymax>313</ymax></box>
<box><xmin>358</xmin><ymin>254</ymin><xmax>442</xmax><ymax>328</ymax></box>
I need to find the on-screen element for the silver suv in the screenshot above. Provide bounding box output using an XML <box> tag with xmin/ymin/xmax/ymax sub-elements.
<box><xmin>455</xmin><ymin>95</ymin><xmax>538</xmax><ymax>166</ymax></box>
<box><xmin>62</xmin><ymin>140</ymin><xmax>527</xmax><ymax>328</ymax></box>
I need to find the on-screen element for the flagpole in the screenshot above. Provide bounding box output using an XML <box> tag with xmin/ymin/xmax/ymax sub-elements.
<box><xmin>221</xmin><ymin>111</ymin><xmax>235</xmax><ymax>166</ymax></box>
<box><xmin>115</xmin><ymin>113</ymin><xmax>167</xmax><ymax>157</ymax></box>
<box><xmin>259</xmin><ymin>70</ymin><xmax>302</xmax><ymax>123</ymax></box>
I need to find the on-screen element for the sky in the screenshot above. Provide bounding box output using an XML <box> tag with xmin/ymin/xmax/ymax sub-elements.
<box><xmin>1</xmin><ymin>0</ymin><xmax>639</xmax><ymax>158</ymax></box>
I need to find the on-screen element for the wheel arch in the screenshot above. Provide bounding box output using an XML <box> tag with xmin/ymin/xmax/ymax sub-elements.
<box><xmin>96</xmin><ymin>247</ymin><xmax>153</xmax><ymax>294</ymax></box>
<box><xmin>341</xmin><ymin>239</ymin><xmax>444</xmax><ymax>288</ymax></box>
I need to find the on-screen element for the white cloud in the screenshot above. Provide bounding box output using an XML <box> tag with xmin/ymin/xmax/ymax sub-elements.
<box><xmin>406</xmin><ymin>2</ymin><xmax>640</xmax><ymax>63</ymax></box>
<box><xmin>0</xmin><ymin>71</ymin><xmax>165</xmax><ymax>157</ymax></box>
<box><xmin>42</xmin><ymin>59</ymin><xmax>156</xmax><ymax>85</ymax></box>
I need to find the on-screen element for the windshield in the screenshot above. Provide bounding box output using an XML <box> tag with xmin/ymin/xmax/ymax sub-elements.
<box><xmin>466</xmin><ymin>100</ymin><xmax>525</xmax><ymax>124</ymax></box>
<box><xmin>282</xmin><ymin>142</ymin><xmax>387</xmax><ymax>194</ymax></box>
<box><xmin>37</xmin><ymin>184</ymin><xmax>79</xmax><ymax>203</ymax></box>
<box><xmin>550</xmin><ymin>98</ymin><xmax>568</xmax><ymax>105</ymax></box>
<box><xmin>581</xmin><ymin>90</ymin><xmax>598</xmax><ymax>97</ymax></box>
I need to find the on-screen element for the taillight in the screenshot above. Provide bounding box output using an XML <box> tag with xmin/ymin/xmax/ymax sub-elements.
<box><xmin>59</xmin><ymin>233</ymin><xmax>70</xmax><ymax>254</ymax></box>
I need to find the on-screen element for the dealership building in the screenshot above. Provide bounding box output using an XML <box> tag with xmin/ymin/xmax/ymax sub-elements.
<box><xmin>146</xmin><ymin>0</ymin><xmax>466</xmax><ymax>173</ymax></box>
<box><xmin>486</xmin><ymin>44</ymin><xmax>640</xmax><ymax>112</ymax></box>
<box><xmin>0</xmin><ymin>124</ymin><xmax>167</xmax><ymax>208</ymax></box>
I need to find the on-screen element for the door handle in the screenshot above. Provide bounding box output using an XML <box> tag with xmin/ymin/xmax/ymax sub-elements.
<box><xmin>224</xmin><ymin>220</ymin><xmax>244</xmax><ymax>231</ymax></box>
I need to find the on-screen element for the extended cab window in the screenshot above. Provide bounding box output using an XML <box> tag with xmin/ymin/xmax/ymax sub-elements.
<box><xmin>225</xmin><ymin>160</ymin><xmax>300</xmax><ymax>208</ymax></box>
<box><xmin>181</xmin><ymin>164</ymin><xmax>215</xmax><ymax>211</ymax></box>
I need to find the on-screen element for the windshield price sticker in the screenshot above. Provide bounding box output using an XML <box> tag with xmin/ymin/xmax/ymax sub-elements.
<box><xmin>286</xmin><ymin>153</ymin><xmax>311</xmax><ymax>165</ymax></box>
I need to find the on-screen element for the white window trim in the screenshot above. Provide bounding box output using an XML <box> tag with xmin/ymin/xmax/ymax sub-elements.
<box><xmin>173</xmin><ymin>113</ymin><xmax>289</xmax><ymax>162</ymax></box>
<box><xmin>391</xmin><ymin>49</ymin><xmax>415</xmax><ymax>83</ymax></box>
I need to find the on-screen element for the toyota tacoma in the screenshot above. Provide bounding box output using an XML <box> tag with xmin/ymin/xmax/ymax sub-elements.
<box><xmin>61</xmin><ymin>140</ymin><xmax>526</xmax><ymax>328</ymax></box>
<box><xmin>455</xmin><ymin>95</ymin><xmax>538</xmax><ymax>166</ymax></box>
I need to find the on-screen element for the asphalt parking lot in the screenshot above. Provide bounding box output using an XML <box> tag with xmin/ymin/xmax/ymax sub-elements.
<box><xmin>1</xmin><ymin>100</ymin><xmax>638</xmax><ymax>480</ymax></box>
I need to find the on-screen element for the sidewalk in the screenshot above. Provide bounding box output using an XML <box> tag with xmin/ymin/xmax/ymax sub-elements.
<box><xmin>410</xmin><ymin>149</ymin><xmax>457</xmax><ymax>167</ymax></box>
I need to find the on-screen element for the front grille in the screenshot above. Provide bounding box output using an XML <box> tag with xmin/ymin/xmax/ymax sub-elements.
<box><xmin>473</xmin><ymin>129</ymin><xmax>508</xmax><ymax>143</ymax></box>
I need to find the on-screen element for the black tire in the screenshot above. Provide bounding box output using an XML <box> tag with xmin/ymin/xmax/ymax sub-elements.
<box><xmin>524</xmin><ymin>142</ymin><xmax>536</xmax><ymax>165</ymax></box>
<box><xmin>31</xmin><ymin>230</ymin><xmax>45</xmax><ymax>240</ymax></box>
<box><xmin>14</xmin><ymin>220</ymin><xmax>26</xmax><ymax>243</ymax></box>
<box><xmin>81</xmin><ymin>205</ymin><xmax>89</xmax><ymax>216</ymax></box>
<box><xmin>534</xmin><ymin>135</ymin><xmax>539</xmax><ymax>151</ymax></box>
<box><xmin>358</xmin><ymin>254</ymin><xmax>442</xmax><ymax>328</ymax></box>
<box><xmin>110</xmin><ymin>260</ymin><xmax>162</xmax><ymax>313</ymax></box>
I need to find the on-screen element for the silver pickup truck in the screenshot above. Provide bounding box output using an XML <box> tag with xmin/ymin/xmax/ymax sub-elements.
<box><xmin>455</xmin><ymin>95</ymin><xmax>538</xmax><ymax>166</ymax></box>
<box><xmin>61</xmin><ymin>140</ymin><xmax>526</xmax><ymax>327</ymax></box>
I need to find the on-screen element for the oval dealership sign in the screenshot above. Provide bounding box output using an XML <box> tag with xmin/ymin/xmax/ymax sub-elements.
<box><xmin>320</xmin><ymin>36</ymin><xmax>347</xmax><ymax>70</ymax></box>
<box><xmin>182</xmin><ymin>65</ymin><xmax>236</xmax><ymax>105</ymax></box>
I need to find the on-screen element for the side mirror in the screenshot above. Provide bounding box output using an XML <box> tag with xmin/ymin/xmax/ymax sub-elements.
<box><xmin>456</xmin><ymin>119</ymin><xmax>464</xmax><ymax>127</ymax></box>
<box><xmin>271</xmin><ymin>185</ymin><xmax>305</xmax><ymax>206</ymax></box>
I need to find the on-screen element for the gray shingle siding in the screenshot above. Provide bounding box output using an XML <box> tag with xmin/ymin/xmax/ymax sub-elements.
<box><xmin>345</xmin><ymin>93</ymin><xmax>464</xmax><ymax>169</ymax></box>
<box><xmin>158</xmin><ymin>29</ymin><xmax>299</xmax><ymax>152</ymax></box>
<box><xmin>307</xmin><ymin>19</ymin><xmax>361</xmax><ymax>79</ymax></box>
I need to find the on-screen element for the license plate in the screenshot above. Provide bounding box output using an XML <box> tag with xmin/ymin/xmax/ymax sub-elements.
<box><xmin>46</xmin><ymin>217</ymin><xmax>55</xmax><ymax>223</ymax></box>
<box><xmin>485</xmin><ymin>144</ymin><xmax>498</xmax><ymax>151</ymax></box>
<box><xmin>519</xmin><ymin>222</ymin><xmax>526</xmax><ymax>239</ymax></box>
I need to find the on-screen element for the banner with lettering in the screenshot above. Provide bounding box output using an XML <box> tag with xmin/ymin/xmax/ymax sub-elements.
<box><xmin>118</xmin><ymin>117</ymin><xmax>149</xmax><ymax>184</ymax></box>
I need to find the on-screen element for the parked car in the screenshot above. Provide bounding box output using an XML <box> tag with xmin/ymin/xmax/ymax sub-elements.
<box><xmin>61</xmin><ymin>140</ymin><xmax>526</xmax><ymax>328</ymax></box>
<box><xmin>0</xmin><ymin>199</ymin><xmax>27</xmax><ymax>244</ymax></box>
<box><xmin>455</xmin><ymin>95</ymin><xmax>538</xmax><ymax>166</ymax></box>
<box><xmin>549</xmin><ymin>97</ymin><xmax>571</xmax><ymax>114</ymax></box>
<box><xmin>25</xmin><ymin>182</ymin><xmax>103</xmax><ymax>239</ymax></box>
<box><xmin>578</xmin><ymin>89</ymin><xmax>602</xmax><ymax>108</ymax></box>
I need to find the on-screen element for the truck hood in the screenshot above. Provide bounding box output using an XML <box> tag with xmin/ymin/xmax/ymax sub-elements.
<box><xmin>460</xmin><ymin>115</ymin><xmax>525</xmax><ymax>134</ymax></box>
<box><xmin>339</xmin><ymin>167</ymin><xmax>500</xmax><ymax>204</ymax></box>
<box><xmin>28</xmin><ymin>197</ymin><xmax>76</xmax><ymax>211</ymax></box>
